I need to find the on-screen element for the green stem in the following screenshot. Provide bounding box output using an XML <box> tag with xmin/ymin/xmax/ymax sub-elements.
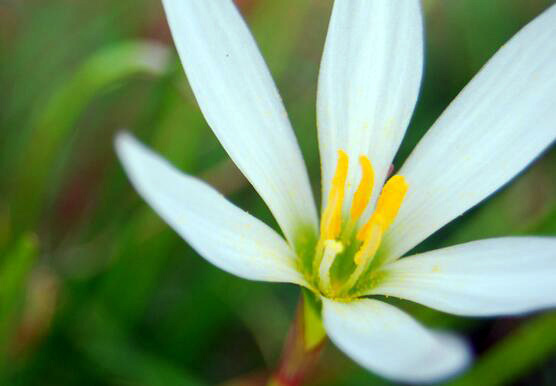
<box><xmin>267</xmin><ymin>291</ymin><xmax>326</xmax><ymax>386</ymax></box>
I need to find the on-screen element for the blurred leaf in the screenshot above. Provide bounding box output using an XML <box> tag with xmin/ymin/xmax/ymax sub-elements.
<box><xmin>447</xmin><ymin>312</ymin><xmax>556</xmax><ymax>386</ymax></box>
<box><xmin>532</xmin><ymin>205</ymin><xmax>556</xmax><ymax>234</ymax></box>
<box><xmin>74</xmin><ymin>305</ymin><xmax>205</xmax><ymax>386</ymax></box>
<box><xmin>9</xmin><ymin>41</ymin><xmax>171</xmax><ymax>232</ymax></box>
<box><xmin>249</xmin><ymin>0</ymin><xmax>313</xmax><ymax>79</ymax></box>
<box><xmin>89</xmin><ymin>76</ymin><xmax>208</xmax><ymax>326</ymax></box>
<box><xmin>216</xmin><ymin>282</ymin><xmax>291</xmax><ymax>366</ymax></box>
<box><xmin>93</xmin><ymin>211</ymin><xmax>177</xmax><ymax>326</ymax></box>
<box><xmin>0</xmin><ymin>204</ymin><xmax>11</xmax><ymax>252</ymax></box>
<box><xmin>0</xmin><ymin>233</ymin><xmax>38</xmax><ymax>376</ymax></box>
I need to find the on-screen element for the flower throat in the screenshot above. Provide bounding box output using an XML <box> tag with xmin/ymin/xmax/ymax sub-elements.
<box><xmin>312</xmin><ymin>150</ymin><xmax>408</xmax><ymax>298</ymax></box>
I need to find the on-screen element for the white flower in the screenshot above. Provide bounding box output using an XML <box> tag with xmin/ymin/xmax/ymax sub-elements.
<box><xmin>115</xmin><ymin>0</ymin><xmax>556</xmax><ymax>383</ymax></box>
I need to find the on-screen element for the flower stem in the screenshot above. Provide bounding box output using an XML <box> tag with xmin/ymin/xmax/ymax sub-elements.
<box><xmin>267</xmin><ymin>291</ymin><xmax>326</xmax><ymax>386</ymax></box>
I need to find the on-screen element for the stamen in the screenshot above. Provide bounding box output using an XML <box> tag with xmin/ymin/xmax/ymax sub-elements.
<box><xmin>343</xmin><ymin>222</ymin><xmax>382</xmax><ymax>291</ymax></box>
<box><xmin>357</xmin><ymin>175</ymin><xmax>408</xmax><ymax>241</ymax></box>
<box><xmin>354</xmin><ymin>222</ymin><xmax>382</xmax><ymax>266</ymax></box>
<box><xmin>344</xmin><ymin>175</ymin><xmax>408</xmax><ymax>290</ymax></box>
<box><xmin>315</xmin><ymin>152</ymin><xmax>409</xmax><ymax>297</ymax></box>
<box><xmin>349</xmin><ymin>156</ymin><xmax>374</xmax><ymax>221</ymax></box>
<box><xmin>318</xmin><ymin>240</ymin><xmax>344</xmax><ymax>294</ymax></box>
<box><xmin>320</xmin><ymin>150</ymin><xmax>349</xmax><ymax>241</ymax></box>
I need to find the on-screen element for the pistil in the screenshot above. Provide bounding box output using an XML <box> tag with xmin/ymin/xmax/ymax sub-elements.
<box><xmin>318</xmin><ymin>240</ymin><xmax>344</xmax><ymax>295</ymax></box>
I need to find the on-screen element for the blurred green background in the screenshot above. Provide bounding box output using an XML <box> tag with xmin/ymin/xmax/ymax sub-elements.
<box><xmin>1</xmin><ymin>0</ymin><xmax>556</xmax><ymax>385</ymax></box>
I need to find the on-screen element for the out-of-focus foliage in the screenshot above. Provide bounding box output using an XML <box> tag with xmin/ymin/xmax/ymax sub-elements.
<box><xmin>0</xmin><ymin>0</ymin><xmax>555</xmax><ymax>385</ymax></box>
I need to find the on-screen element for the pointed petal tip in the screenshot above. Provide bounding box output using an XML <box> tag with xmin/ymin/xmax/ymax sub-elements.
<box><xmin>113</xmin><ymin>132</ymin><xmax>309</xmax><ymax>286</ymax></box>
<box><xmin>114</xmin><ymin>130</ymin><xmax>137</xmax><ymax>159</ymax></box>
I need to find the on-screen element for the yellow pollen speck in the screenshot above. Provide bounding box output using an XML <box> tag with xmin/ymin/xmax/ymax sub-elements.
<box><xmin>320</xmin><ymin>150</ymin><xmax>349</xmax><ymax>240</ymax></box>
<box><xmin>350</xmin><ymin>156</ymin><xmax>374</xmax><ymax>221</ymax></box>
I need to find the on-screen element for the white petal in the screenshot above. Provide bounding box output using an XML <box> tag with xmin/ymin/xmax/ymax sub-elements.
<box><xmin>322</xmin><ymin>298</ymin><xmax>470</xmax><ymax>383</ymax></box>
<box><xmin>317</xmin><ymin>0</ymin><xmax>423</xmax><ymax>217</ymax></box>
<box><xmin>161</xmin><ymin>0</ymin><xmax>318</xmax><ymax>245</ymax></box>
<box><xmin>115</xmin><ymin>133</ymin><xmax>308</xmax><ymax>286</ymax></box>
<box><xmin>369</xmin><ymin>237</ymin><xmax>556</xmax><ymax>316</ymax></box>
<box><xmin>384</xmin><ymin>5</ymin><xmax>556</xmax><ymax>261</ymax></box>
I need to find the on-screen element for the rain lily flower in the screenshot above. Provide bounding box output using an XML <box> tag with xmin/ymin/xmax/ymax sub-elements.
<box><xmin>116</xmin><ymin>0</ymin><xmax>556</xmax><ymax>383</ymax></box>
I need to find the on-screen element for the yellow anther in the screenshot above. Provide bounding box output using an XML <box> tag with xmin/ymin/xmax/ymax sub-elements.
<box><xmin>357</xmin><ymin>175</ymin><xmax>409</xmax><ymax>241</ymax></box>
<box><xmin>350</xmin><ymin>156</ymin><xmax>374</xmax><ymax>221</ymax></box>
<box><xmin>320</xmin><ymin>150</ymin><xmax>349</xmax><ymax>240</ymax></box>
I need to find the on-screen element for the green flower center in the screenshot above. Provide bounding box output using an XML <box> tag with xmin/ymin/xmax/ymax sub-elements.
<box><xmin>296</xmin><ymin>150</ymin><xmax>408</xmax><ymax>300</ymax></box>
